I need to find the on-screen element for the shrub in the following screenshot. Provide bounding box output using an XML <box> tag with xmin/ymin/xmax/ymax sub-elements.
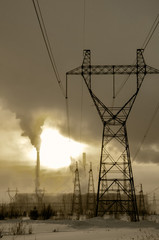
<box><xmin>41</xmin><ymin>204</ymin><xmax>53</xmax><ymax>220</ymax></box>
<box><xmin>29</xmin><ymin>207</ymin><xmax>39</xmax><ymax>220</ymax></box>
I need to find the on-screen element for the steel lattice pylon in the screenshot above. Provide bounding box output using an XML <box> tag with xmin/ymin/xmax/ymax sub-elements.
<box><xmin>66</xmin><ymin>49</ymin><xmax>159</xmax><ymax>221</ymax></box>
<box><xmin>86</xmin><ymin>162</ymin><xmax>96</xmax><ymax>217</ymax></box>
<box><xmin>72</xmin><ymin>162</ymin><xmax>82</xmax><ymax>217</ymax></box>
<box><xmin>138</xmin><ymin>184</ymin><xmax>146</xmax><ymax>218</ymax></box>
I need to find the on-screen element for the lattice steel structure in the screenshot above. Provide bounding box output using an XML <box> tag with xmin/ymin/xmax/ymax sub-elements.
<box><xmin>7</xmin><ymin>188</ymin><xmax>18</xmax><ymax>204</ymax></box>
<box><xmin>153</xmin><ymin>193</ymin><xmax>157</xmax><ymax>215</ymax></box>
<box><xmin>72</xmin><ymin>162</ymin><xmax>82</xmax><ymax>217</ymax></box>
<box><xmin>138</xmin><ymin>184</ymin><xmax>146</xmax><ymax>217</ymax></box>
<box><xmin>66</xmin><ymin>49</ymin><xmax>159</xmax><ymax>221</ymax></box>
<box><xmin>86</xmin><ymin>162</ymin><xmax>96</xmax><ymax>217</ymax></box>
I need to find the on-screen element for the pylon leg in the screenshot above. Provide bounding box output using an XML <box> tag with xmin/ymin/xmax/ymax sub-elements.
<box><xmin>96</xmin><ymin>123</ymin><xmax>139</xmax><ymax>221</ymax></box>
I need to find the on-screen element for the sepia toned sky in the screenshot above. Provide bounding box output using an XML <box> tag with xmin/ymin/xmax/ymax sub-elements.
<box><xmin>0</xmin><ymin>0</ymin><xmax>159</xmax><ymax>203</ymax></box>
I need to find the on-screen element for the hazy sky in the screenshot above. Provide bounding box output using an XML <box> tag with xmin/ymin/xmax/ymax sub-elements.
<box><xmin>0</xmin><ymin>0</ymin><xmax>159</xmax><ymax>203</ymax></box>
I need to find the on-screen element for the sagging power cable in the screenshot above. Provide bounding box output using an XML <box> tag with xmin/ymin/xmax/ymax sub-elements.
<box><xmin>83</xmin><ymin>0</ymin><xmax>86</xmax><ymax>49</ymax></box>
<box><xmin>115</xmin><ymin>14</ymin><xmax>159</xmax><ymax>98</ymax></box>
<box><xmin>147</xmin><ymin>186</ymin><xmax>159</xmax><ymax>196</ymax></box>
<box><xmin>132</xmin><ymin>101</ymin><xmax>159</xmax><ymax>161</ymax></box>
<box><xmin>32</xmin><ymin>0</ymin><xmax>70</xmax><ymax>140</ymax></box>
<box><xmin>142</xmin><ymin>14</ymin><xmax>159</xmax><ymax>51</ymax></box>
<box><xmin>32</xmin><ymin>0</ymin><xmax>65</xmax><ymax>97</ymax></box>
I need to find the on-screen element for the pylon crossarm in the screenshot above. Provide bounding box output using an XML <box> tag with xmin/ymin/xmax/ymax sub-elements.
<box><xmin>67</xmin><ymin>65</ymin><xmax>159</xmax><ymax>76</ymax></box>
<box><xmin>146</xmin><ymin>65</ymin><xmax>159</xmax><ymax>74</ymax></box>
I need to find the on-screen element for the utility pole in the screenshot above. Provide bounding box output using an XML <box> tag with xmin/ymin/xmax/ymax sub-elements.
<box><xmin>67</xmin><ymin>49</ymin><xmax>159</xmax><ymax>221</ymax></box>
<box><xmin>86</xmin><ymin>162</ymin><xmax>96</xmax><ymax>217</ymax></box>
<box><xmin>72</xmin><ymin>162</ymin><xmax>82</xmax><ymax>218</ymax></box>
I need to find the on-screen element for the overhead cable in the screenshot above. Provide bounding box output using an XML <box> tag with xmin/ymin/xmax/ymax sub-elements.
<box><xmin>116</xmin><ymin>14</ymin><xmax>159</xmax><ymax>98</ymax></box>
<box><xmin>142</xmin><ymin>14</ymin><xmax>159</xmax><ymax>51</ymax></box>
<box><xmin>132</xmin><ymin>101</ymin><xmax>159</xmax><ymax>161</ymax></box>
<box><xmin>147</xmin><ymin>186</ymin><xmax>159</xmax><ymax>196</ymax></box>
<box><xmin>32</xmin><ymin>0</ymin><xmax>65</xmax><ymax>97</ymax></box>
<box><xmin>32</xmin><ymin>0</ymin><xmax>71</xmax><ymax>142</ymax></box>
<box><xmin>83</xmin><ymin>0</ymin><xmax>86</xmax><ymax>49</ymax></box>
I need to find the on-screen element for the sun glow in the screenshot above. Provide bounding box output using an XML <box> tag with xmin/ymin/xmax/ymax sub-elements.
<box><xmin>40</xmin><ymin>127</ymin><xmax>84</xmax><ymax>169</ymax></box>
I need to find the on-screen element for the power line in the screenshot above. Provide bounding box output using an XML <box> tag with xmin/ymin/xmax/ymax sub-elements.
<box><xmin>142</xmin><ymin>14</ymin><xmax>159</xmax><ymax>51</ymax></box>
<box><xmin>79</xmin><ymin>79</ymin><xmax>84</xmax><ymax>144</ymax></box>
<box><xmin>65</xmin><ymin>98</ymin><xmax>71</xmax><ymax>140</ymax></box>
<box><xmin>115</xmin><ymin>15</ymin><xmax>159</xmax><ymax>161</ymax></box>
<box><xmin>32</xmin><ymin>0</ymin><xmax>71</xmax><ymax>143</ymax></box>
<box><xmin>115</xmin><ymin>14</ymin><xmax>159</xmax><ymax>98</ymax></box>
<box><xmin>132</xmin><ymin>101</ymin><xmax>159</xmax><ymax>161</ymax></box>
<box><xmin>32</xmin><ymin>0</ymin><xmax>65</xmax><ymax>97</ymax></box>
<box><xmin>147</xmin><ymin>186</ymin><xmax>159</xmax><ymax>196</ymax></box>
<box><xmin>83</xmin><ymin>0</ymin><xmax>86</xmax><ymax>49</ymax></box>
<box><xmin>115</xmin><ymin>65</ymin><xmax>135</xmax><ymax>98</ymax></box>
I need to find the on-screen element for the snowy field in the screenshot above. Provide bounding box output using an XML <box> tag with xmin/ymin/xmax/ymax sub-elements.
<box><xmin>0</xmin><ymin>215</ymin><xmax>159</xmax><ymax>240</ymax></box>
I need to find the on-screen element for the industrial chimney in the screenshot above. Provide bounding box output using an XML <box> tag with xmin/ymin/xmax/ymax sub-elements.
<box><xmin>35</xmin><ymin>146</ymin><xmax>40</xmax><ymax>194</ymax></box>
<box><xmin>82</xmin><ymin>152</ymin><xmax>86</xmax><ymax>171</ymax></box>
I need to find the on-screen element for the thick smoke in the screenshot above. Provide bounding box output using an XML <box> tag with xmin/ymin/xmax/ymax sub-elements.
<box><xmin>19</xmin><ymin>113</ymin><xmax>46</xmax><ymax>150</ymax></box>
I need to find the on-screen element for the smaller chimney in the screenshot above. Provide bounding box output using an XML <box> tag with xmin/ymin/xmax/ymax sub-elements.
<box><xmin>82</xmin><ymin>152</ymin><xmax>86</xmax><ymax>171</ymax></box>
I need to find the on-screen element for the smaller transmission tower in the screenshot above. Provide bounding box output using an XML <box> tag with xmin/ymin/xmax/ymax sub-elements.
<box><xmin>86</xmin><ymin>162</ymin><xmax>96</xmax><ymax>217</ymax></box>
<box><xmin>115</xmin><ymin>185</ymin><xmax>122</xmax><ymax>218</ymax></box>
<box><xmin>7</xmin><ymin>188</ymin><xmax>18</xmax><ymax>204</ymax></box>
<box><xmin>152</xmin><ymin>193</ymin><xmax>157</xmax><ymax>215</ymax></box>
<box><xmin>72</xmin><ymin>162</ymin><xmax>82</xmax><ymax>217</ymax></box>
<box><xmin>139</xmin><ymin>184</ymin><xmax>146</xmax><ymax>218</ymax></box>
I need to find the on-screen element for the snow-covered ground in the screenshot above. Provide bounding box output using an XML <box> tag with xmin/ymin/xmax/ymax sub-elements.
<box><xmin>0</xmin><ymin>215</ymin><xmax>159</xmax><ymax>240</ymax></box>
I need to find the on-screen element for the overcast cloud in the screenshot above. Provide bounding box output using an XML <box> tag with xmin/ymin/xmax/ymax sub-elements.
<box><xmin>0</xmin><ymin>0</ymin><xmax>159</xmax><ymax>200</ymax></box>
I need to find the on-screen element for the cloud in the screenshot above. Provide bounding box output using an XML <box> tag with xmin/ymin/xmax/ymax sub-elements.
<box><xmin>0</xmin><ymin>0</ymin><xmax>159</xmax><ymax>202</ymax></box>
<box><xmin>134</xmin><ymin>143</ymin><xmax>159</xmax><ymax>164</ymax></box>
<box><xmin>0</xmin><ymin>101</ymin><xmax>34</xmax><ymax>164</ymax></box>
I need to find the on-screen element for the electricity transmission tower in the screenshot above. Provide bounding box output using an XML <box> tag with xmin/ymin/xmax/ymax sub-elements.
<box><xmin>86</xmin><ymin>162</ymin><xmax>96</xmax><ymax>217</ymax></box>
<box><xmin>72</xmin><ymin>162</ymin><xmax>82</xmax><ymax>217</ymax></box>
<box><xmin>7</xmin><ymin>188</ymin><xmax>18</xmax><ymax>204</ymax></box>
<box><xmin>138</xmin><ymin>184</ymin><xmax>146</xmax><ymax>218</ymax></box>
<box><xmin>67</xmin><ymin>49</ymin><xmax>159</xmax><ymax>221</ymax></box>
<box><xmin>153</xmin><ymin>193</ymin><xmax>157</xmax><ymax>215</ymax></box>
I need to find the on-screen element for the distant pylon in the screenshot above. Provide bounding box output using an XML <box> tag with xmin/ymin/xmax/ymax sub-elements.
<box><xmin>72</xmin><ymin>162</ymin><xmax>82</xmax><ymax>217</ymax></box>
<box><xmin>101</xmin><ymin>164</ymin><xmax>108</xmax><ymax>195</ymax></box>
<box><xmin>86</xmin><ymin>162</ymin><xmax>96</xmax><ymax>217</ymax></box>
<box><xmin>115</xmin><ymin>185</ymin><xmax>122</xmax><ymax>218</ymax></box>
<box><xmin>139</xmin><ymin>184</ymin><xmax>146</xmax><ymax>218</ymax></box>
<box><xmin>153</xmin><ymin>193</ymin><xmax>157</xmax><ymax>215</ymax></box>
<box><xmin>7</xmin><ymin>188</ymin><xmax>18</xmax><ymax>204</ymax></box>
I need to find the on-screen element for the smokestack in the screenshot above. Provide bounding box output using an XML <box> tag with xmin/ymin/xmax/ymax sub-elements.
<box><xmin>35</xmin><ymin>146</ymin><xmax>40</xmax><ymax>194</ymax></box>
<box><xmin>83</xmin><ymin>152</ymin><xmax>86</xmax><ymax>171</ymax></box>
